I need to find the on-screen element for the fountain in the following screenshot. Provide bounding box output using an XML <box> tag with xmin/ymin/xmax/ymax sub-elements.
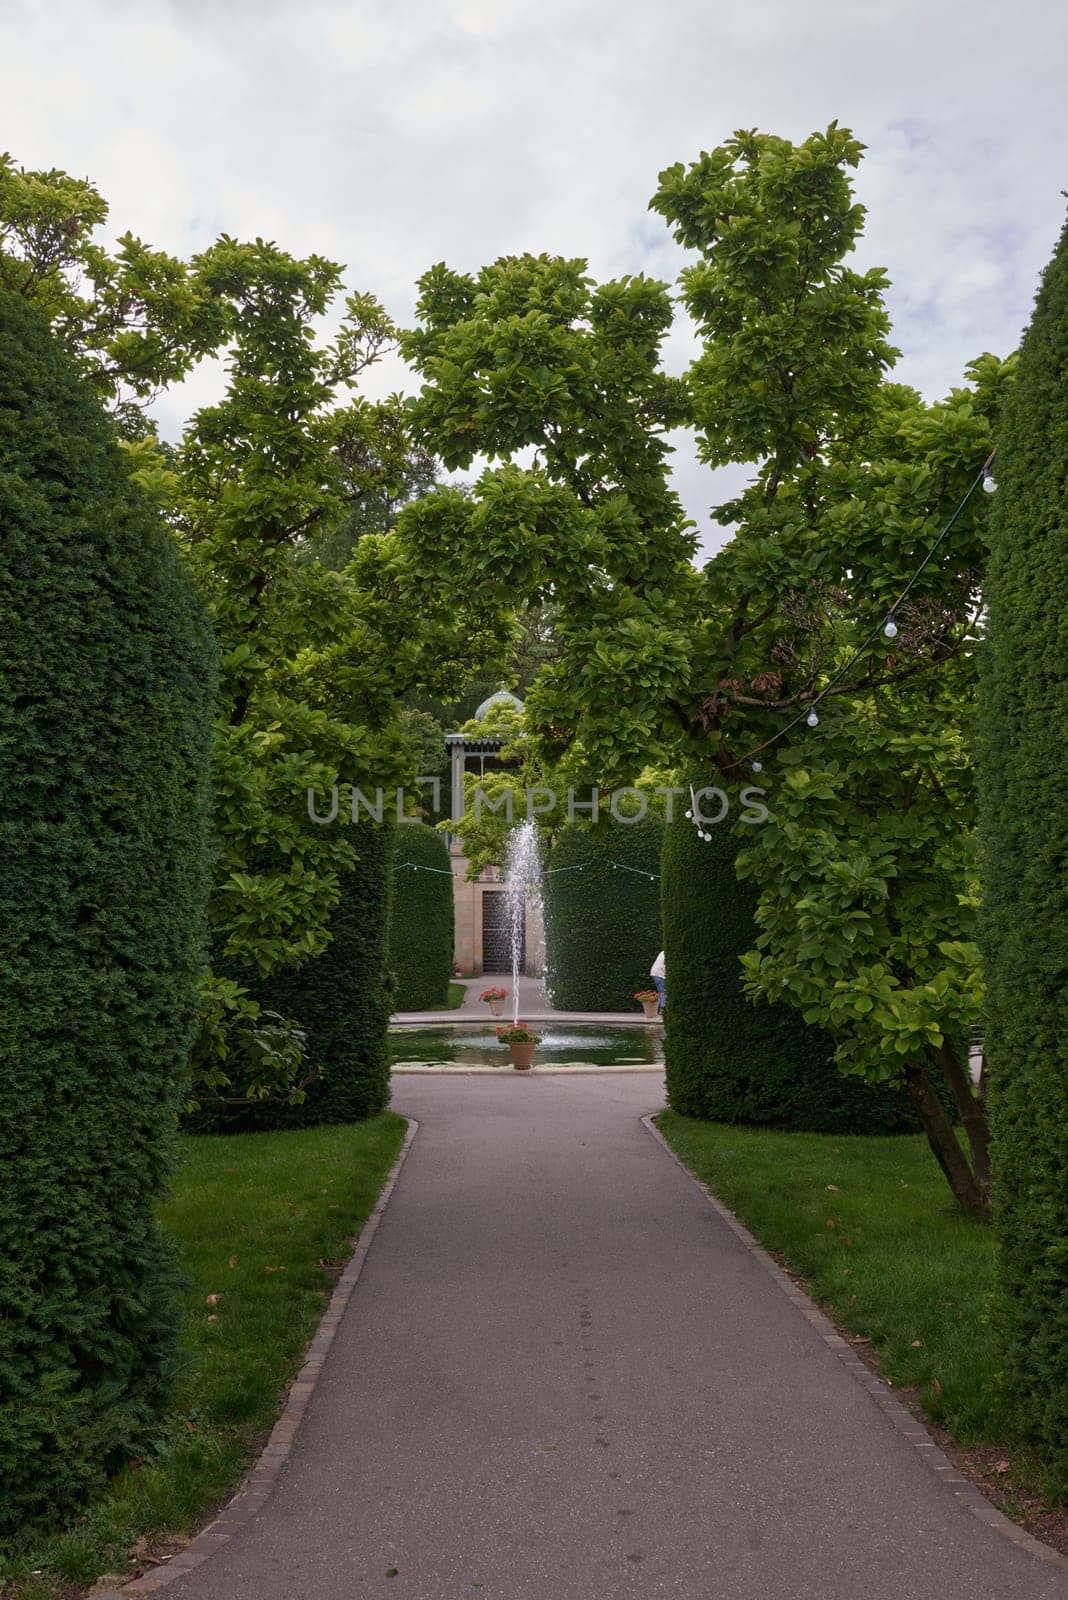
<box><xmin>502</xmin><ymin>819</ymin><xmax>543</xmax><ymax>1024</ymax></box>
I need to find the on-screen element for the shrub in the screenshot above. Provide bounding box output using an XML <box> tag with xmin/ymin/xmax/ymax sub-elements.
<box><xmin>661</xmin><ymin>815</ymin><xmax>924</xmax><ymax>1134</ymax></box>
<box><xmin>200</xmin><ymin>822</ymin><xmax>395</xmax><ymax>1131</ymax></box>
<box><xmin>389</xmin><ymin>822</ymin><xmax>454</xmax><ymax>1009</ymax></box>
<box><xmin>0</xmin><ymin>291</ymin><xmax>216</xmax><ymax>1530</ymax></box>
<box><xmin>978</xmin><ymin>219</ymin><xmax>1068</xmax><ymax>1492</ymax></box>
<box><xmin>544</xmin><ymin>817</ymin><xmax>663</xmax><ymax>1010</ymax></box>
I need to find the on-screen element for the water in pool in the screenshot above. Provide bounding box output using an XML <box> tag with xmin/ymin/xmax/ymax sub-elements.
<box><xmin>389</xmin><ymin>1023</ymin><xmax>663</xmax><ymax>1070</ymax></box>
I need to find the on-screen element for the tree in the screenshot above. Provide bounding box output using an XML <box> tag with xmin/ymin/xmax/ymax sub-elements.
<box><xmin>0</xmin><ymin>291</ymin><xmax>215</xmax><ymax>1527</ymax></box>
<box><xmin>397</xmin><ymin>252</ymin><xmax>700</xmax><ymax>783</ymax></box>
<box><xmin>400</xmin><ymin>129</ymin><xmax>1013</xmax><ymax>1213</ymax></box>
<box><xmin>2</xmin><ymin>159</ymin><xmax>517</xmax><ymax>1105</ymax></box>
<box><xmin>0</xmin><ymin>153</ymin><xmax>228</xmax><ymax>434</ymax></box>
<box><xmin>165</xmin><ymin>236</ymin><xmax>514</xmax><ymax>1100</ymax></box>
<box><xmin>651</xmin><ymin>128</ymin><xmax>1009</xmax><ymax>1217</ymax></box>
<box><xmin>978</xmin><ymin>218</ymin><xmax>1068</xmax><ymax>1488</ymax></box>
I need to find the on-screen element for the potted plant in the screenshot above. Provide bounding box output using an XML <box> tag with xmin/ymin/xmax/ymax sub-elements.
<box><xmin>633</xmin><ymin>988</ymin><xmax>661</xmax><ymax>1021</ymax></box>
<box><xmin>480</xmin><ymin>985</ymin><xmax>508</xmax><ymax>1017</ymax></box>
<box><xmin>495</xmin><ymin>1021</ymin><xmax>540</xmax><ymax>1070</ymax></box>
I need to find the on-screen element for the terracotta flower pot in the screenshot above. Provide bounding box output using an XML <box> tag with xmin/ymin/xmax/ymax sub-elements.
<box><xmin>641</xmin><ymin>998</ymin><xmax>660</xmax><ymax>1020</ymax></box>
<box><xmin>488</xmin><ymin>997</ymin><xmax>505</xmax><ymax>1017</ymax></box>
<box><xmin>509</xmin><ymin>1041</ymin><xmax>536</xmax><ymax>1070</ymax></box>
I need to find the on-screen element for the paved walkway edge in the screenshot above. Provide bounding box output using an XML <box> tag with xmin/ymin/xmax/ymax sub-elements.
<box><xmin>640</xmin><ymin>1114</ymin><xmax>1068</xmax><ymax>1576</ymax></box>
<box><xmin>103</xmin><ymin>1119</ymin><xmax>421</xmax><ymax>1599</ymax></box>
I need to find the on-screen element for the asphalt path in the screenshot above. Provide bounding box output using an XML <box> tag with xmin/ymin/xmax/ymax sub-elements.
<box><xmin>165</xmin><ymin>1073</ymin><xmax>1067</xmax><ymax>1600</ymax></box>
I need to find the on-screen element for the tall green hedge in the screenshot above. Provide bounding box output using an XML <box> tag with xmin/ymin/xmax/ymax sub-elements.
<box><xmin>0</xmin><ymin>292</ymin><xmax>216</xmax><ymax>1530</ymax></box>
<box><xmin>389</xmin><ymin>822</ymin><xmax>454</xmax><ymax>1009</ymax></box>
<box><xmin>204</xmin><ymin>821</ymin><xmax>394</xmax><ymax>1131</ymax></box>
<box><xmin>978</xmin><ymin>220</ymin><xmax>1068</xmax><ymax>1491</ymax></box>
<box><xmin>544</xmin><ymin>817</ymin><xmax>663</xmax><ymax>1010</ymax></box>
<box><xmin>662</xmin><ymin>816</ymin><xmax>923</xmax><ymax>1134</ymax></box>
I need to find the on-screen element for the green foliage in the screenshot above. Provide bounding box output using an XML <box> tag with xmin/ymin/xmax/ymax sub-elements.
<box><xmin>196</xmin><ymin>824</ymin><xmax>394</xmax><ymax>1131</ymax></box>
<box><xmin>164</xmin><ymin>237</ymin><xmax>514</xmax><ymax>1099</ymax></box>
<box><xmin>0</xmin><ymin>153</ymin><xmax>230</xmax><ymax>433</ymax></box>
<box><xmin>4</xmin><ymin>164</ymin><xmax>516</xmax><ymax>1106</ymax></box>
<box><xmin>389</xmin><ymin>823</ymin><xmax>455</xmax><ymax>1010</ymax></box>
<box><xmin>0</xmin><ymin>292</ymin><xmax>215</xmax><ymax>1529</ymax></box>
<box><xmin>662</xmin><ymin>816</ymin><xmax>924</xmax><ymax>1134</ymax></box>
<box><xmin>650</xmin><ymin>124</ymin><xmax>898</xmax><ymax>484</ymax></box>
<box><xmin>544</xmin><ymin>818</ymin><xmax>663</xmax><ymax>1011</ymax></box>
<box><xmin>978</xmin><ymin>218</ymin><xmax>1068</xmax><ymax>1493</ymax></box>
<box><xmin>398</xmin><ymin>253</ymin><xmax>700</xmax><ymax>785</ymax></box>
<box><xmin>399</xmin><ymin>124</ymin><xmax>1007</xmax><ymax>1211</ymax></box>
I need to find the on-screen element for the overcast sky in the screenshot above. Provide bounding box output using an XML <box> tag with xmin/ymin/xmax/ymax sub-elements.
<box><xmin>2</xmin><ymin>0</ymin><xmax>1065</xmax><ymax>552</ymax></box>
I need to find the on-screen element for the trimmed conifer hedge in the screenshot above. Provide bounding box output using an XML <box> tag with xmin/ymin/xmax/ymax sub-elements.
<box><xmin>0</xmin><ymin>292</ymin><xmax>216</xmax><ymax>1529</ymax></box>
<box><xmin>389</xmin><ymin>822</ymin><xmax>454</xmax><ymax>1010</ymax></box>
<box><xmin>978</xmin><ymin>220</ymin><xmax>1068</xmax><ymax>1491</ymax></box>
<box><xmin>661</xmin><ymin>816</ymin><xmax>923</xmax><ymax>1134</ymax></box>
<box><xmin>206</xmin><ymin>821</ymin><xmax>395</xmax><ymax>1131</ymax></box>
<box><xmin>544</xmin><ymin>817</ymin><xmax>663</xmax><ymax>1011</ymax></box>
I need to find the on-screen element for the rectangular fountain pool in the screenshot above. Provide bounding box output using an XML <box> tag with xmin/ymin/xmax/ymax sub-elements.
<box><xmin>389</xmin><ymin>1024</ymin><xmax>664</xmax><ymax>1072</ymax></box>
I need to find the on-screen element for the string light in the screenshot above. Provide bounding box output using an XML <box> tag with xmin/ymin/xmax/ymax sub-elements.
<box><xmin>806</xmin><ymin>708</ymin><xmax>819</xmax><ymax>728</ymax></box>
<box><xmin>750</xmin><ymin>759</ymin><xmax>763</xmax><ymax>773</ymax></box>
<box><xmin>982</xmin><ymin>466</ymin><xmax>998</xmax><ymax>493</ymax></box>
<box><xmin>883</xmin><ymin>615</ymin><xmax>898</xmax><ymax>640</ymax></box>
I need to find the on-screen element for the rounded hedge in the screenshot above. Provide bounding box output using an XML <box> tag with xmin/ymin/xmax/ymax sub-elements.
<box><xmin>662</xmin><ymin>815</ymin><xmax>922</xmax><ymax>1134</ymax></box>
<box><xmin>544</xmin><ymin>817</ymin><xmax>663</xmax><ymax>1011</ymax></box>
<box><xmin>204</xmin><ymin>821</ymin><xmax>395</xmax><ymax>1131</ymax></box>
<box><xmin>0</xmin><ymin>291</ymin><xmax>216</xmax><ymax>1530</ymax></box>
<box><xmin>979</xmin><ymin>219</ymin><xmax>1068</xmax><ymax>1491</ymax></box>
<box><xmin>389</xmin><ymin>822</ymin><xmax>454</xmax><ymax>1010</ymax></box>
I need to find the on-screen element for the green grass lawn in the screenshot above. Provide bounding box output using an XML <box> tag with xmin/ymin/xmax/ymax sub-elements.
<box><xmin>446</xmin><ymin>981</ymin><xmax>465</xmax><ymax>1009</ymax></box>
<box><xmin>656</xmin><ymin>1112</ymin><xmax>1014</xmax><ymax>1451</ymax></box>
<box><xmin>0</xmin><ymin>1113</ymin><xmax>407</xmax><ymax>1599</ymax></box>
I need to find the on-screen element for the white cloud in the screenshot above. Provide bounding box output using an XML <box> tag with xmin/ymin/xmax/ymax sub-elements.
<box><xmin>2</xmin><ymin>0</ymin><xmax>1065</xmax><ymax>555</ymax></box>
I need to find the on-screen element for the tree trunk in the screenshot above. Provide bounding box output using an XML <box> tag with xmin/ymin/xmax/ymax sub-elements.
<box><xmin>930</xmin><ymin>1039</ymin><xmax>992</xmax><ymax>1206</ymax></box>
<box><xmin>903</xmin><ymin>1059</ymin><xmax>989</xmax><ymax>1219</ymax></box>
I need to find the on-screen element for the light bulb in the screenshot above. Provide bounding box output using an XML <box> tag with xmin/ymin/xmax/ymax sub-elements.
<box><xmin>684</xmin><ymin>809</ymin><xmax>693</xmax><ymax>819</ymax></box>
<box><xmin>883</xmin><ymin>616</ymin><xmax>898</xmax><ymax>640</ymax></box>
<box><xmin>751</xmin><ymin>759</ymin><xmax>763</xmax><ymax>773</ymax></box>
<box><xmin>806</xmin><ymin>708</ymin><xmax>819</xmax><ymax>728</ymax></box>
<box><xmin>982</xmin><ymin>469</ymin><xmax>997</xmax><ymax>493</ymax></box>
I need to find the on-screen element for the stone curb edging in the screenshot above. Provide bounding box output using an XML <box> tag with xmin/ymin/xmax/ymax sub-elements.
<box><xmin>391</xmin><ymin>1064</ymin><xmax>663</xmax><ymax>1076</ymax></box>
<box><xmin>99</xmin><ymin>1119</ymin><xmax>421</xmax><ymax>1599</ymax></box>
<box><xmin>640</xmin><ymin>1113</ymin><xmax>1068</xmax><ymax>1577</ymax></box>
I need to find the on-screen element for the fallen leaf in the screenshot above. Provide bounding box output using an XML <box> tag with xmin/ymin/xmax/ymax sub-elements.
<box><xmin>842</xmin><ymin>1268</ymin><xmax>852</xmax><ymax>1276</ymax></box>
<box><xmin>228</xmin><ymin>1255</ymin><xmax>238</xmax><ymax>1269</ymax></box>
<box><xmin>205</xmin><ymin>1293</ymin><xmax>221</xmax><ymax>1307</ymax></box>
<box><xmin>993</xmin><ymin>1460</ymin><xmax>1010</xmax><ymax>1474</ymax></box>
<box><xmin>852</xmin><ymin>1335</ymin><xmax>870</xmax><ymax>1344</ymax></box>
<box><xmin>825</xmin><ymin>1217</ymin><xmax>837</xmax><ymax>1229</ymax></box>
<box><xmin>931</xmin><ymin>1378</ymin><xmax>942</xmax><ymax>1394</ymax></box>
<box><xmin>826</xmin><ymin>1184</ymin><xmax>840</xmax><ymax>1192</ymax></box>
<box><xmin>911</xmin><ymin>1339</ymin><xmax>923</xmax><ymax>1348</ymax></box>
<box><xmin>207</xmin><ymin>1314</ymin><xmax>218</xmax><ymax>1324</ymax></box>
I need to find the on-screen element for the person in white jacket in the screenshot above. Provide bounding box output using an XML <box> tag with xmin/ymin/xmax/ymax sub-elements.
<box><xmin>650</xmin><ymin>950</ymin><xmax>666</xmax><ymax>1012</ymax></box>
